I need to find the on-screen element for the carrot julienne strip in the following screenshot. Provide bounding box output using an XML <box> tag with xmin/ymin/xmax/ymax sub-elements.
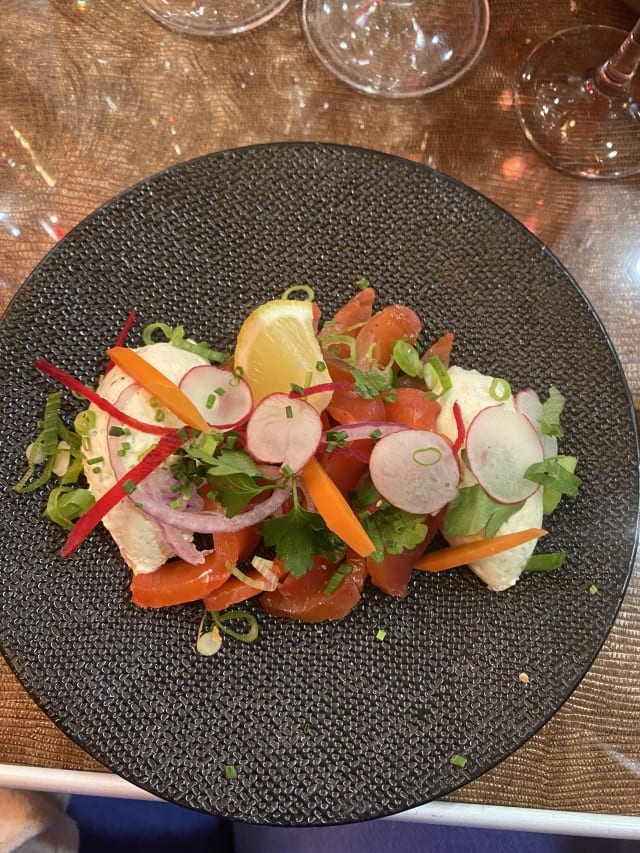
<box><xmin>301</xmin><ymin>456</ymin><xmax>375</xmax><ymax>557</ymax></box>
<box><xmin>108</xmin><ymin>347</ymin><xmax>210</xmax><ymax>432</ymax></box>
<box><xmin>34</xmin><ymin>358</ymin><xmax>171</xmax><ymax>436</ymax></box>
<box><xmin>62</xmin><ymin>428</ymin><xmax>188</xmax><ymax>557</ymax></box>
<box><xmin>414</xmin><ymin>528</ymin><xmax>548</xmax><ymax>573</ymax></box>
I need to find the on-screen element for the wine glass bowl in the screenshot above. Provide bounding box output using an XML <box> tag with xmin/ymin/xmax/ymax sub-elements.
<box><xmin>514</xmin><ymin>23</ymin><xmax>640</xmax><ymax>179</ymax></box>
<box><xmin>302</xmin><ymin>0</ymin><xmax>490</xmax><ymax>98</ymax></box>
<box><xmin>137</xmin><ymin>0</ymin><xmax>291</xmax><ymax>36</ymax></box>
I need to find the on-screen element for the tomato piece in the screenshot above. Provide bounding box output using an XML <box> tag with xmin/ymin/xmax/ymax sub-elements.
<box><xmin>260</xmin><ymin>553</ymin><xmax>367</xmax><ymax>622</ymax></box>
<box><xmin>355</xmin><ymin>305</ymin><xmax>422</xmax><ymax>366</ymax></box>
<box><xmin>366</xmin><ymin>510</ymin><xmax>444</xmax><ymax>598</ymax></box>
<box><xmin>384</xmin><ymin>388</ymin><xmax>441</xmax><ymax>431</ymax></box>
<box><xmin>328</xmin><ymin>287</ymin><xmax>376</xmax><ymax>331</ymax></box>
<box><xmin>131</xmin><ymin>533</ymin><xmax>234</xmax><ymax>608</ymax></box>
<box><xmin>326</xmin><ymin>357</ymin><xmax>386</xmax><ymax>424</ymax></box>
<box><xmin>130</xmin><ymin>527</ymin><xmax>260</xmax><ymax>608</ymax></box>
<box><xmin>319</xmin><ymin>441</ymin><xmax>369</xmax><ymax>496</ymax></box>
<box><xmin>423</xmin><ymin>332</ymin><xmax>454</xmax><ymax>368</ymax></box>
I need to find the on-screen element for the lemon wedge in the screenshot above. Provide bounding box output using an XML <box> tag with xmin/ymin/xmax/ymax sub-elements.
<box><xmin>234</xmin><ymin>299</ymin><xmax>332</xmax><ymax>413</ymax></box>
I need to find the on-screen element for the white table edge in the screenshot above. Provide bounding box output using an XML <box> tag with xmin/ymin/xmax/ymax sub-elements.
<box><xmin>1</xmin><ymin>763</ymin><xmax>639</xmax><ymax>839</ymax></box>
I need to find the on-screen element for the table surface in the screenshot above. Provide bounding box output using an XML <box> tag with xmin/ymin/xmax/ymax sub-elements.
<box><xmin>1</xmin><ymin>0</ymin><xmax>639</xmax><ymax>820</ymax></box>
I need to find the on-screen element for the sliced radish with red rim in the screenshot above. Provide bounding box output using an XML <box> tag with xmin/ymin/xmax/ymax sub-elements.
<box><xmin>178</xmin><ymin>364</ymin><xmax>253</xmax><ymax>429</ymax></box>
<box><xmin>246</xmin><ymin>393</ymin><xmax>322</xmax><ymax>473</ymax></box>
<box><xmin>369</xmin><ymin>430</ymin><xmax>459</xmax><ymax>515</ymax></box>
<box><xmin>466</xmin><ymin>405</ymin><xmax>544</xmax><ymax>504</ymax></box>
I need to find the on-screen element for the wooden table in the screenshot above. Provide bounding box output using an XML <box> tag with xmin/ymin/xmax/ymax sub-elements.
<box><xmin>1</xmin><ymin>0</ymin><xmax>639</xmax><ymax>828</ymax></box>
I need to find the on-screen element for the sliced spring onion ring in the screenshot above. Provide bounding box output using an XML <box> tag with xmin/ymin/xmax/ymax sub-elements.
<box><xmin>319</xmin><ymin>333</ymin><xmax>357</xmax><ymax>364</ymax></box>
<box><xmin>424</xmin><ymin>356</ymin><xmax>452</xmax><ymax>397</ymax></box>
<box><xmin>489</xmin><ymin>377</ymin><xmax>512</xmax><ymax>402</ymax></box>
<box><xmin>45</xmin><ymin>486</ymin><xmax>95</xmax><ymax>530</ymax></box>
<box><xmin>141</xmin><ymin>322</ymin><xmax>229</xmax><ymax>363</ymax></box>
<box><xmin>211</xmin><ymin>610</ymin><xmax>259</xmax><ymax>643</ymax></box>
<box><xmin>392</xmin><ymin>339</ymin><xmax>422</xmax><ymax>377</ymax></box>
<box><xmin>280</xmin><ymin>284</ymin><xmax>315</xmax><ymax>301</ymax></box>
<box><xmin>42</xmin><ymin>391</ymin><xmax>62</xmax><ymax>455</ymax></box>
<box><xmin>228</xmin><ymin>557</ymin><xmax>278</xmax><ymax>592</ymax></box>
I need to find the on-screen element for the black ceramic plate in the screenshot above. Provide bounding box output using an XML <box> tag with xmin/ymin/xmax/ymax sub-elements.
<box><xmin>0</xmin><ymin>143</ymin><xmax>638</xmax><ymax>826</ymax></box>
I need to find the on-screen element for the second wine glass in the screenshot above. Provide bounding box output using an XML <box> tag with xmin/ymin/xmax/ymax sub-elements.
<box><xmin>514</xmin><ymin>19</ymin><xmax>640</xmax><ymax>178</ymax></box>
<box><xmin>302</xmin><ymin>0</ymin><xmax>490</xmax><ymax>98</ymax></box>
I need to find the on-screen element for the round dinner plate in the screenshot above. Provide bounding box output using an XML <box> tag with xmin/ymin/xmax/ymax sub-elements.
<box><xmin>0</xmin><ymin>143</ymin><xmax>638</xmax><ymax>825</ymax></box>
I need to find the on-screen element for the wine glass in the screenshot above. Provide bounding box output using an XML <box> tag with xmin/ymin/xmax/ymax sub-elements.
<box><xmin>301</xmin><ymin>0</ymin><xmax>490</xmax><ymax>98</ymax></box>
<box><xmin>137</xmin><ymin>0</ymin><xmax>291</xmax><ymax>36</ymax></box>
<box><xmin>514</xmin><ymin>20</ymin><xmax>640</xmax><ymax>179</ymax></box>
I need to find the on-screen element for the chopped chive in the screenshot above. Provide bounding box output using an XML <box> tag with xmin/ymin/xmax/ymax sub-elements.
<box><xmin>122</xmin><ymin>479</ymin><xmax>136</xmax><ymax>495</ymax></box>
<box><xmin>356</xmin><ymin>277</ymin><xmax>370</xmax><ymax>290</ymax></box>
<box><xmin>149</xmin><ymin>396</ymin><xmax>159</xmax><ymax>407</ymax></box>
<box><xmin>86</xmin><ymin>456</ymin><xmax>104</xmax><ymax>465</ymax></box>
<box><xmin>316</xmin><ymin>360</ymin><xmax>327</xmax><ymax>372</ymax></box>
<box><xmin>523</xmin><ymin>551</ymin><xmax>566</xmax><ymax>572</ymax></box>
<box><xmin>589</xmin><ymin>584</ymin><xmax>598</xmax><ymax>595</ymax></box>
<box><xmin>108</xmin><ymin>425</ymin><xmax>126</xmax><ymax>437</ymax></box>
<box><xmin>224</xmin><ymin>764</ymin><xmax>238</xmax><ymax>780</ymax></box>
<box><xmin>325</xmin><ymin>441</ymin><xmax>336</xmax><ymax>454</ymax></box>
<box><xmin>215</xmin><ymin>387</ymin><xmax>225</xmax><ymax>397</ymax></box>
<box><xmin>304</xmin><ymin>371</ymin><xmax>313</xmax><ymax>387</ymax></box>
<box><xmin>323</xmin><ymin>564</ymin><xmax>352</xmax><ymax>595</ymax></box>
<box><xmin>376</xmin><ymin>629</ymin><xmax>386</xmax><ymax>641</ymax></box>
<box><xmin>154</xmin><ymin>409</ymin><xmax>166</xmax><ymax>423</ymax></box>
<box><xmin>176</xmin><ymin>428</ymin><xmax>188</xmax><ymax>441</ymax></box>
<box><xmin>369</xmin><ymin>427</ymin><xmax>382</xmax><ymax>439</ymax></box>
<box><xmin>205</xmin><ymin>394</ymin><xmax>216</xmax><ymax>409</ymax></box>
<box><xmin>170</xmin><ymin>498</ymin><xmax>182</xmax><ymax>509</ymax></box>
<box><xmin>450</xmin><ymin>754</ymin><xmax>468</xmax><ymax>769</ymax></box>
<box><xmin>229</xmin><ymin>366</ymin><xmax>244</xmax><ymax>387</ymax></box>
<box><xmin>285</xmin><ymin>405</ymin><xmax>293</xmax><ymax>419</ymax></box>
<box><xmin>290</xmin><ymin>383</ymin><xmax>304</xmax><ymax>395</ymax></box>
<box><xmin>92</xmin><ymin>467</ymin><xmax>101</xmax><ymax>474</ymax></box>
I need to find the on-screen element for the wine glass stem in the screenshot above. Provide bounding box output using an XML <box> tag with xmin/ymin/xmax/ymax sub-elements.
<box><xmin>593</xmin><ymin>18</ymin><xmax>640</xmax><ymax>98</ymax></box>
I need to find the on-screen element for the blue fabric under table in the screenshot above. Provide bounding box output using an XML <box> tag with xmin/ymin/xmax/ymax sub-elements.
<box><xmin>67</xmin><ymin>795</ymin><xmax>640</xmax><ymax>853</ymax></box>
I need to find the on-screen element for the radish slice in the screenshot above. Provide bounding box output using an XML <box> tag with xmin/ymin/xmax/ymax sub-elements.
<box><xmin>514</xmin><ymin>387</ymin><xmax>558</xmax><ymax>458</ymax></box>
<box><xmin>179</xmin><ymin>364</ymin><xmax>253</xmax><ymax>429</ymax></box>
<box><xmin>466</xmin><ymin>405</ymin><xmax>544</xmax><ymax>504</ymax></box>
<box><xmin>369</xmin><ymin>430</ymin><xmax>459</xmax><ymax>515</ymax></box>
<box><xmin>246</xmin><ymin>393</ymin><xmax>322</xmax><ymax>472</ymax></box>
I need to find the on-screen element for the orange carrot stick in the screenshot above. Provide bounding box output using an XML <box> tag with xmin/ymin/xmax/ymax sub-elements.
<box><xmin>414</xmin><ymin>528</ymin><xmax>548</xmax><ymax>573</ymax></box>
<box><xmin>107</xmin><ymin>346</ymin><xmax>210</xmax><ymax>432</ymax></box>
<box><xmin>302</xmin><ymin>456</ymin><xmax>375</xmax><ymax>558</ymax></box>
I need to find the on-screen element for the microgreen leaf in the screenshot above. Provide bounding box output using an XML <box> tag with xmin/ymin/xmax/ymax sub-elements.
<box><xmin>261</xmin><ymin>483</ymin><xmax>344</xmax><ymax>577</ymax></box>
<box><xmin>354</xmin><ymin>478</ymin><xmax>428</xmax><ymax>562</ymax></box>
<box><xmin>207</xmin><ymin>474</ymin><xmax>280</xmax><ymax>517</ymax></box>
<box><xmin>349</xmin><ymin>367</ymin><xmax>396</xmax><ymax>402</ymax></box>
<box><xmin>540</xmin><ymin>386</ymin><xmax>566</xmax><ymax>437</ymax></box>
<box><xmin>524</xmin><ymin>456</ymin><xmax>581</xmax><ymax>498</ymax></box>
<box><xmin>444</xmin><ymin>484</ymin><xmax>525</xmax><ymax>538</ymax></box>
